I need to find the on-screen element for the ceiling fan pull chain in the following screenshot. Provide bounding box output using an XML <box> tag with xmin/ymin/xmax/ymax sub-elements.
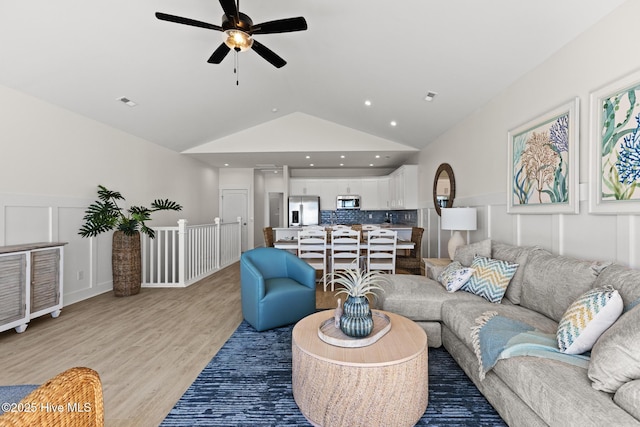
<box><xmin>234</xmin><ymin>51</ymin><xmax>239</xmax><ymax>86</ymax></box>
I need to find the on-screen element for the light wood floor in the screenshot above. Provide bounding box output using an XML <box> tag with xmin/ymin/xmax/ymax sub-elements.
<box><xmin>0</xmin><ymin>262</ymin><xmax>340</xmax><ymax>427</ymax></box>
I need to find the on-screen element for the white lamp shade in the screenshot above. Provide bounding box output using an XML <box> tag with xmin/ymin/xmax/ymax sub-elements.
<box><xmin>441</xmin><ymin>208</ymin><xmax>477</xmax><ymax>231</ymax></box>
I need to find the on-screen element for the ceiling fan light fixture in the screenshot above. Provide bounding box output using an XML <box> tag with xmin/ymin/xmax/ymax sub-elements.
<box><xmin>224</xmin><ymin>29</ymin><xmax>253</xmax><ymax>52</ymax></box>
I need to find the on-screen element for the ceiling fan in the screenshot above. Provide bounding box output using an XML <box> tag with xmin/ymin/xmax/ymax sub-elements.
<box><xmin>156</xmin><ymin>0</ymin><xmax>307</xmax><ymax>69</ymax></box>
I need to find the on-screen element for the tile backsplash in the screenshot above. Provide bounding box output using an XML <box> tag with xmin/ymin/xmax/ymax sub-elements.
<box><xmin>320</xmin><ymin>210</ymin><xmax>417</xmax><ymax>226</ymax></box>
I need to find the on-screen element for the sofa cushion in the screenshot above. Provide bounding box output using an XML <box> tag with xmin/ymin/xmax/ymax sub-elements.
<box><xmin>556</xmin><ymin>286</ymin><xmax>623</xmax><ymax>354</ymax></box>
<box><xmin>520</xmin><ymin>250</ymin><xmax>602</xmax><ymax>322</ymax></box>
<box><xmin>492</xmin><ymin>242</ymin><xmax>541</xmax><ymax>305</ymax></box>
<box><xmin>453</xmin><ymin>239</ymin><xmax>491</xmax><ymax>267</ymax></box>
<box><xmin>491</xmin><ymin>354</ymin><xmax>639</xmax><ymax>426</ymax></box>
<box><xmin>379</xmin><ymin>274</ymin><xmax>482</xmax><ymax>322</ymax></box>
<box><xmin>441</xmin><ymin>299</ymin><xmax>558</xmax><ymax>352</ymax></box>
<box><xmin>437</xmin><ymin>261</ymin><xmax>475</xmax><ymax>292</ymax></box>
<box><xmin>593</xmin><ymin>263</ymin><xmax>640</xmax><ymax>308</ymax></box>
<box><xmin>614</xmin><ymin>379</ymin><xmax>640</xmax><ymax>420</ymax></box>
<box><xmin>588</xmin><ymin>304</ymin><xmax>640</xmax><ymax>393</ymax></box>
<box><xmin>461</xmin><ymin>256</ymin><xmax>518</xmax><ymax>303</ymax></box>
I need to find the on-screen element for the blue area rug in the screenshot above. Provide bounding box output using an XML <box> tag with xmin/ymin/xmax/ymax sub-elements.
<box><xmin>162</xmin><ymin>321</ymin><xmax>507</xmax><ymax>426</ymax></box>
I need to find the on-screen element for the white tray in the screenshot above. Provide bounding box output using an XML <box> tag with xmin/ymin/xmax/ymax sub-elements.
<box><xmin>317</xmin><ymin>311</ymin><xmax>391</xmax><ymax>348</ymax></box>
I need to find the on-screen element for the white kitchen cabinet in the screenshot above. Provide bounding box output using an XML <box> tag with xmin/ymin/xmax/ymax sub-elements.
<box><xmin>290</xmin><ymin>179</ymin><xmax>336</xmax><ymax>210</ymax></box>
<box><xmin>0</xmin><ymin>242</ymin><xmax>65</xmax><ymax>333</ymax></box>
<box><xmin>360</xmin><ymin>179</ymin><xmax>382</xmax><ymax>210</ymax></box>
<box><xmin>378</xmin><ymin>177</ymin><xmax>390</xmax><ymax>209</ymax></box>
<box><xmin>289</xmin><ymin>178</ymin><xmax>307</xmax><ymax>196</ymax></box>
<box><xmin>389</xmin><ymin>165</ymin><xmax>418</xmax><ymax>209</ymax></box>
<box><xmin>288</xmin><ymin>166</ymin><xmax>417</xmax><ymax>211</ymax></box>
<box><xmin>335</xmin><ymin>179</ymin><xmax>362</xmax><ymax>196</ymax></box>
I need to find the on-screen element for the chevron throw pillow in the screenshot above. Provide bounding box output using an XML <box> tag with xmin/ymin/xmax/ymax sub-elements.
<box><xmin>461</xmin><ymin>256</ymin><xmax>518</xmax><ymax>303</ymax></box>
<box><xmin>557</xmin><ymin>286</ymin><xmax>623</xmax><ymax>355</ymax></box>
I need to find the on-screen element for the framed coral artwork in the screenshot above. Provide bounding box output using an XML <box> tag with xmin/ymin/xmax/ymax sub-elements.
<box><xmin>507</xmin><ymin>98</ymin><xmax>580</xmax><ymax>214</ymax></box>
<box><xmin>589</xmin><ymin>70</ymin><xmax>640</xmax><ymax>214</ymax></box>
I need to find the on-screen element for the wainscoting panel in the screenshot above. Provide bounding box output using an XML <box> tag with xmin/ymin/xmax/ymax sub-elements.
<box><xmin>486</xmin><ymin>204</ymin><xmax>515</xmax><ymax>244</ymax></box>
<box><xmin>561</xmin><ymin>204</ymin><xmax>618</xmax><ymax>262</ymax></box>
<box><xmin>423</xmin><ymin>192</ymin><xmax>640</xmax><ymax>270</ymax></box>
<box><xmin>58</xmin><ymin>207</ymin><xmax>91</xmax><ymax>295</ymax></box>
<box><xmin>518</xmin><ymin>214</ymin><xmax>554</xmax><ymax>251</ymax></box>
<box><xmin>0</xmin><ymin>193</ymin><xmax>112</xmax><ymax>307</ymax></box>
<box><xmin>4</xmin><ymin>206</ymin><xmax>50</xmax><ymax>245</ymax></box>
<box><xmin>630</xmin><ymin>216</ymin><xmax>640</xmax><ymax>269</ymax></box>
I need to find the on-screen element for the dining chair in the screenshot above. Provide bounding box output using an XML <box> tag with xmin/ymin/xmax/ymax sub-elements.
<box><xmin>297</xmin><ymin>228</ymin><xmax>327</xmax><ymax>289</ymax></box>
<box><xmin>331</xmin><ymin>224</ymin><xmax>351</xmax><ymax>230</ymax></box>
<box><xmin>367</xmin><ymin>229</ymin><xmax>397</xmax><ymax>274</ymax></box>
<box><xmin>330</xmin><ymin>228</ymin><xmax>361</xmax><ymax>292</ymax></box>
<box><xmin>361</xmin><ymin>224</ymin><xmax>380</xmax><ymax>241</ymax></box>
<box><xmin>395</xmin><ymin>227</ymin><xmax>424</xmax><ymax>275</ymax></box>
<box><xmin>263</xmin><ymin>226</ymin><xmax>274</xmax><ymax>247</ymax></box>
<box><xmin>302</xmin><ymin>225</ymin><xmax>325</xmax><ymax>230</ymax></box>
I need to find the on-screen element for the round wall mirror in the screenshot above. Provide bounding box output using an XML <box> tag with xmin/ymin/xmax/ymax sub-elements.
<box><xmin>433</xmin><ymin>163</ymin><xmax>456</xmax><ymax>216</ymax></box>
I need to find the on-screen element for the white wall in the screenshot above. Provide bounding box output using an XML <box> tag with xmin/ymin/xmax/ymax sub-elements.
<box><xmin>418</xmin><ymin>0</ymin><xmax>640</xmax><ymax>267</ymax></box>
<box><xmin>0</xmin><ymin>84</ymin><xmax>219</xmax><ymax>305</ymax></box>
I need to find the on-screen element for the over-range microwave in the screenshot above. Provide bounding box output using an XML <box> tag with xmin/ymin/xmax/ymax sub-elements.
<box><xmin>336</xmin><ymin>195</ymin><xmax>361</xmax><ymax>210</ymax></box>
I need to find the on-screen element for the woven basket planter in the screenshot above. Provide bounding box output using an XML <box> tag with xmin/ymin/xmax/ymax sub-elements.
<box><xmin>112</xmin><ymin>231</ymin><xmax>141</xmax><ymax>297</ymax></box>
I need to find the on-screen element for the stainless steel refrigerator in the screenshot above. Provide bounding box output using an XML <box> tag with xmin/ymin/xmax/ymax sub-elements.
<box><xmin>288</xmin><ymin>196</ymin><xmax>320</xmax><ymax>227</ymax></box>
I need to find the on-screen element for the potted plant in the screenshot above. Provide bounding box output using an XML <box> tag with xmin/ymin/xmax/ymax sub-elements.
<box><xmin>326</xmin><ymin>267</ymin><xmax>388</xmax><ymax>337</ymax></box>
<box><xmin>79</xmin><ymin>185</ymin><xmax>182</xmax><ymax>297</ymax></box>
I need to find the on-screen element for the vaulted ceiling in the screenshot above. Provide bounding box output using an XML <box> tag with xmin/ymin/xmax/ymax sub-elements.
<box><xmin>0</xmin><ymin>0</ymin><xmax>626</xmax><ymax>171</ymax></box>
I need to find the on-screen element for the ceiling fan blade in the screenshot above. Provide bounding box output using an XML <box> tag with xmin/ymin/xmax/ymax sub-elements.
<box><xmin>251</xmin><ymin>40</ymin><xmax>286</xmax><ymax>68</ymax></box>
<box><xmin>208</xmin><ymin>43</ymin><xmax>231</xmax><ymax>64</ymax></box>
<box><xmin>219</xmin><ymin>0</ymin><xmax>239</xmax><ymax>24</ymax></box>
<box><xmin>155</xmin><ymin>12</ymin><xmax>223</xmax><ymax>31</ymax></box>
<box><xmin>251</xmin><ymin>17</ymin><xmax>308</xmax><ymax>34</ymax></box>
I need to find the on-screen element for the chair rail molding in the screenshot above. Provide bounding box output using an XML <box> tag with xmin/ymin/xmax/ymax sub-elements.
<box><xmin>423</xmin><ymin>191</ymin><xmax>640</xmax><ymax>269</ymax></box>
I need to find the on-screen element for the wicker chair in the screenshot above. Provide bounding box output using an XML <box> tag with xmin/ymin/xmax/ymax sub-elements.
<box><xmin>396</xmin><ymin>227</ymin><xmax>424</xmax><ymax>275</ymax></box>
<box><xmin>263</xmin><ymin>226</ymin><xmax>274</xmax><ymax>247</ymax></box>
<box><xmin>0</xmin><ymin>367</ymin><xmax>104</xmax><ymax>426</ymax></box>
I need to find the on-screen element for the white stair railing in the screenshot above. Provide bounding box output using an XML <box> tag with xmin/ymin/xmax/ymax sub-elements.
<box><xmin>141</xmin><ymin>217</ymin><xmax>241</xmax><ymax>288</ymax></box>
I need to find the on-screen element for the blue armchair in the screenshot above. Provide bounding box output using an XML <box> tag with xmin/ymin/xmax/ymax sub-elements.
<box><xmin>240</xmin><ymin>247</ymin><xmax>316</xmax><ymax>332</ymax></box>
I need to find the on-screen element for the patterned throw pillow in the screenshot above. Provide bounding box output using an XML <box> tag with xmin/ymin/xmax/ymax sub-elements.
<box><xmin>461</xmin><ymin>256</ymin><xmax>518</xmax><ymax>303</ymax></box>
<box><xmin>557</xmin><ymin>286</ymin><xmax>623</xmax><ymax>355</ymax></box>
<box><xmin>437</xmin><ymin>261</ymin><xmax>475</xmax><ymax>293</ymax></box>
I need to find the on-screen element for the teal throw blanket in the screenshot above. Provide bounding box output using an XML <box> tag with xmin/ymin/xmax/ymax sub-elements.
<box><xmin>470</xmin><ymin>311</ymin><xmax>590</xmax><ymax>380</ymax></box>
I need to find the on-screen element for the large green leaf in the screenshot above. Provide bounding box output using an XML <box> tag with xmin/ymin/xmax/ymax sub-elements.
<box><xmin>79</xmin><ymin>185</ymin><xmax>182</xmax><ymax>239</ymax></box>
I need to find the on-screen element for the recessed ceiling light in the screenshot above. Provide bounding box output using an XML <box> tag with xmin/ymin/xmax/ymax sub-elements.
<box><xmin>340</xmin><ymin>163</ymin><xmax>344</xmax><ymax>166</ymax></box>
<box><xmin>224</xmin><ymin>163</ymin><xmax>229</xmax><ymax>167</ymax></box>
<box><xmin>369</xmin><ymin>163</ymin><xmax>374</xmax><ymax>167</ymax></box>
<box><xmin>364</xmin><ymin>100</ymin><xmax>372</xmax><ymax>107</ymax></box>
<box><xmin>375</xmin><ymin>155</ymin><xmax>380</xmax><ymax>158</ymax></box>
<box><xmin>116</xmin><ymin>96</ymin><xmax>137</xmax><ymax>107</ymax></box>
<box><xmin>424</xmin><ymin>91</ymin><xmax>438</xmax><ymax>101</ymax></box>
<box><xmin>305</xmin><ymin>155</ymin><xmax>310</xmax><ymax>159</ymax></box>
<box><xmin>272</xmin><ymin>107</ymin><xmax>278</xmax><ymax>113</ymax></box>
<box><xmin>390</xmin><ymin>121</ymin><xmax>397</xmax><ymax>127</ymax></box>
<box><xmin>309</xmin><ymin>163</ymin><xmax>314</xmax><ymax>167</ymax></box>
<box><xmin>340</xmin><ymin>155</ymin><xmax>345</xmax><ymax>159</ymax></box>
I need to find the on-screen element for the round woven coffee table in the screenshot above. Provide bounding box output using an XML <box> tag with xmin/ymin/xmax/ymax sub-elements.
<box><xmin>292</xmin><ymin>310</ymin><xmax>428</xmax><ymax>427</ymax></box>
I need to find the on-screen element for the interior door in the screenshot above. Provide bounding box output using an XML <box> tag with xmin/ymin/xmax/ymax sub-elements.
<box><xmin>221</xmin><ymin>189</ymin><xmax>248</xmax><ymax>252</ymax></box>
<box><xmin>268</xmin><ymin>192</ymin><xmax>283</xmax><ymax>227</ymax></box>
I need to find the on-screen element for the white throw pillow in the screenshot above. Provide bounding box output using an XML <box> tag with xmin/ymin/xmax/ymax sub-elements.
<box><xmin>442</xmin><ymin>268</ymin><xmax>475</xmax><ymax>293</ymax></box>
<box><xmin>557</xmin><ymin>286</ymin><xmax>623</xmax><ymax>355</ymax></box>
<box><xmin>437</xmin><ymin>261</ymin><xmax>475</xmax><ymax>292</ymax></box>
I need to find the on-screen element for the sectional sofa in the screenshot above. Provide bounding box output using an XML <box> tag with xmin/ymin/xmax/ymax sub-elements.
<box><xmin>377</xmin><ymin>240</ymin><xmax>640</xmax><ymax>426</ymax></box>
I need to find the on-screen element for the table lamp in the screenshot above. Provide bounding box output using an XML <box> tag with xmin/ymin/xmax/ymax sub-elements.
<box><xmin>441</xmin><ymin>207</ymin><xmax>477</xmax><ymax>260</ymax></box>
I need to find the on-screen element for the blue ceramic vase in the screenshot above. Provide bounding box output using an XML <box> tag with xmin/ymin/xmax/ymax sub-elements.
<box><xmin>340</xmin><ymin>295</ymin><xmax>374</xmax><ymax>338</ymax></box>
